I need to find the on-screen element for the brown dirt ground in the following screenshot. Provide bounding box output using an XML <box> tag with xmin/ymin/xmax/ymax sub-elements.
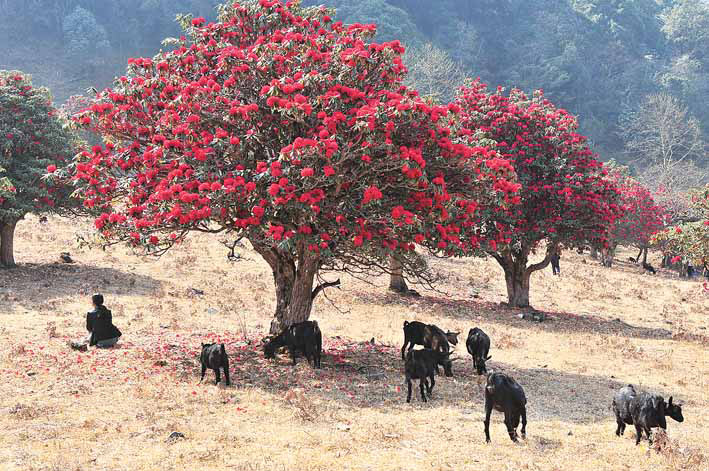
<box><xmin>0</xmin><ymin>215</ymin><xmax>707</xmax><ymax>471</ymax></box>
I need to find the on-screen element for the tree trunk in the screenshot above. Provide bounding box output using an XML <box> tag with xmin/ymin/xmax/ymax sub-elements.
<box><xmin>388</xmin><ymin>254</ymin><xmax>409</xmax><ymax>294</ymax></box>
<box><xmin>590</xmin><ymin>246</ymin><xmax>598</xmax><ymax>260</ymax></box>
<box><xmin>252</xmin><ymin>242</ymin><xmax>320</xmax><ymax>334</ymax></box>
<box><xmin>504</xmin><ymin>264</ymin><xmax>531</xmax><ymax>308</ymax></box>
<box><xmin>636</xmin><ymin>247</ymin><xmax>643</xmax><ymax>263</ymax></box>
<box><xmin>0</xmin><ymin>220</ymin><xmax>17</xmax><ymax>268</ymax></box>
<box><xmin>641</xmin><ymin>247</ymin><xmax>648</xmax><ymax>265</ymax></box>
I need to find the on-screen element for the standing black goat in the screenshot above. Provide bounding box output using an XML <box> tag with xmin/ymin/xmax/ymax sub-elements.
<box><xmin>263</xmin><ymin>320</ymin><xmax>322</xmax><ymax>368</ymax></box>
<box><xmin>484</xmin><ymin>372</ymin><xmax>527</xmax><ymax>443</ymax></box>
<box><xmin>404</xmin><ymin>348</ymin><xmax>454</xmax><ymax>403</ymax></box>
<box><xmin>401</xmin><ymin>320</ymin><xmax>459</xmax><ymax>360</ymax></box>
<box><xmin>200</xmin><ymin>343</ymin><xmax>230</xmax><ymax>385</ymax></box>
<box><xmin>612</xmin><ymin>384</ymin><xmax>684</xmax><ymax>444</ymax></box>
<box><xmin>466</xmin><ymin>327</ymin><xmax>491</xmax><ymax>375</ymax></box>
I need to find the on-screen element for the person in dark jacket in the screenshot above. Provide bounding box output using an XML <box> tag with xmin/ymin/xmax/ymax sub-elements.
<box><xmin>85</xmin><ymin>294</ymin><xmax>121</xmax><ymax>347</ymax></box>
<box><xmin>550</xmin><ymin>250</ymin><xmax>561</xmax><ymax>276</ymax></box>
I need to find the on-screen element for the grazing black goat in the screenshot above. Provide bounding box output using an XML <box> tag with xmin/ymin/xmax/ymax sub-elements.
<box><xmin>642</xmin><ymin>261</ymin><xmax>656</xmax><ymax>274</ymax></box>
<box><xmin>263</xmin><ymin>320</ymin><xmax>322</xmax><ymax>368</ymax></box>
<box><xmin>401</xmin><ymin>320</ymin><xmax>459</xmax><ymax>360</ymax></box>
<box><xmin>484</xmin><ymin>372</ymin><xmax>527</xmax><ymax>443</ymax></box>
<box><xmin>466</xmin><ymin>327</ymin><xmax>491</xmax><ymax>375</ymax></box>
<box><xmin>612</xmin><ymin>384</ymin><xmax>684</xmax><ymax>444</ymax></box>
<box><xmin>404</xmin><ymin>348</ymin><xmax>453</xmax><ymax>403</ymax></box>
<box><xmin>200</xmin><ymin>343</ymin><xmax>230</xmax><ymax>385</ymax></box>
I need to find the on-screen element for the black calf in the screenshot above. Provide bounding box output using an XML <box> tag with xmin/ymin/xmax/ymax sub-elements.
<box><xmin>612</xmin><ymin>384</ymin><xmax>683</xmax><ymax>445</ymax></box>
<box><xmin>264</xmin><ymin>320</ymin><xmax>322</xmax><ymax>368</ymax></box>
<box><xmin>200</xmin><ymin>343</ymin><xmax>230</xmax><ymax>385</ymax></box>
<box><xmin>484</xmin><ymin>372</ymin><xmax>527</xmax><ymax>443</ymax></box>
<box><xmin>466</xmin><ymin>327</ymin><xmax>491</xmax><ymax>375</ymax></box>
<box><xmin>404</xmin><ymin>348</ymin><xmax>453</xmax><ymax>403</ymax></box>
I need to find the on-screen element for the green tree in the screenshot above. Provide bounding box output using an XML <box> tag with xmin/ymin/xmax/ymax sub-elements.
<box><xmin>0</xmin><ymin>70</ymin><xmax>79</xmax><ymax>267</ymax></box>
<box><xmin>62</xmin><ymin>6</ymin><xmax>111</xmax><ymax>67</ymax></box>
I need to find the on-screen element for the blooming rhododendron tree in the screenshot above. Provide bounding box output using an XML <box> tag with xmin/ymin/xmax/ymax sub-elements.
<box><xmin>455</xmin><ymin>81</ymin><xmax>622</xmax><ymax>307</ymax></box>
<box><xmin>603</xmin><ymin>166</ymin><xmax>668</xmax><ymax>266</ymax></box>
<box><xmin>0</xmin><ymin>70</ymin><xmax>79</xmax><ymax>267</ymax></box>
<box><xmin>652</xmin><ymin>185</ymin><xmax>709</xmax><ymax>276</ymax></box>
<box><xmin>72</xmin><ymin>1</ymin><xmax>517</xmax><ymax>330</ymax></box>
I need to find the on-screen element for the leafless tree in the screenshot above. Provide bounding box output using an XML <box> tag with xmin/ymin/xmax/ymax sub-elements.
<box><xmin>403</xmin><ymin>43</ymin><xmax>467</xmax><ymax>102</ymax></box>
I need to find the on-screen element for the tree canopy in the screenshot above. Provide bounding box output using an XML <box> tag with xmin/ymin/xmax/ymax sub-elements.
<box><xmin>454</xmin><ymin>81</ymin><xmax>622</xmax><ymax>307</ymax></box>
<box><xmin>0</xmin><ymin>70</ymin><xmax>79</xmax><ymax>266</ymax></box>
<box><xmin>72</xmin><ymin>0</ymin><xmax>518</xmax><ymax>328</ymax></box>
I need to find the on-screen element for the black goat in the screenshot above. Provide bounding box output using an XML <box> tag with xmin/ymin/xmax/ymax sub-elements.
<box><xmin>612</xmin><ymin>385</ymin><xmax>684</xmax><ymax>444</ymax></box>
<box><xmin>263</xmin><ymin>320</ymin><xmax>322</xmax><ymax>368</ymax></box>
<box><xmin>401</xmin><ymin>320</ymin><xmax>459</xmax><ymax>360</ymax></box>
<box><xmin>642</xmin><ymin>261</ymin><xmax>656</xmax><ymax>274</ymax></box>
<box><xmin>404</xmin><ymin>348</ymin><xmax>453</xmax><ymax>403</ymax></box>
<box><xmin>484</xmin><ymin>372</ymin><xmax>527</xmax><ymax>443</ymax></box>
<box><xmin>466</xmin><ymin>327</ymin><xmax>491</xmax><ymax>375</ymax></box>
<box><xmin>200</xmin><ymin>343</ymin><xmax>230</xmax><ymax>385</ymax></box>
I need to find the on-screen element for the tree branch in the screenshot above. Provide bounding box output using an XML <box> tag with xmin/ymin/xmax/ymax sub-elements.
<box><xmin>311</xmin><ymin>278</ymin><xmax>341</xmax><ymax>300</ymax></box>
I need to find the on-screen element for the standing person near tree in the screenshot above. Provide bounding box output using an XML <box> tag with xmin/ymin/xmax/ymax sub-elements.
<box><xmin>550</xmin><ymin>248</ymin><xmax>561</xmax><ymax>276</ymax></box>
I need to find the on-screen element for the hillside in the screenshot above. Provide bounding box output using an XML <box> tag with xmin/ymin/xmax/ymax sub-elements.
<box><xmin>2</xmin><ymin>0</ymin><xmax>709</xmax><ymax>169</ymax></box>
<box><xmin>0</xmin><ymin>216</ymin><xmax>706</xmax><ymax>471</ymax></box>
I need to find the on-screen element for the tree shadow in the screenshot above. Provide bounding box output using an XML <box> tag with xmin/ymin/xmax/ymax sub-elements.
<box><xmin>132</xmin><ymin>331</ymin><xmax>662</xmax><ymax>425</ymax></box>
<box><xmin>0</xmin><ymin>262</ymin><xmax>161</xmax><ymax>311</ymax></box>
<box><xmin>351</xmin><ymin>291</ymin><xmax>673</xmax><ymax>341</ymax></box>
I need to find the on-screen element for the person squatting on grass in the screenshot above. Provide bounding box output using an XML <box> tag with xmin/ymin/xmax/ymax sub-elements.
<box><xmin>72</xmin><ymin>294</ymin><xmax>122</xmax><ymax>349</ymax></box>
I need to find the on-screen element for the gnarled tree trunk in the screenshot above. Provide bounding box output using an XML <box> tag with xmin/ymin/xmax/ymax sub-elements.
<box><xmin>252</xmin><ymin>242</ymin><xmax>321</xmax><ymax>334</ymax></box>
<box><xmin>388</xmin><ymin>254</ymin><xmax>409</xmax><ymax>294</ymax></box>
<box><xmin>0</xmin><ymin>220</ymin><xmax>17</xmax><ymax>268</ymax></box>
<box><xmin>503</xmin><ymin>262</ymin><xmax>531</xmax><ymax>308</ymax></box>
<box><xmin>493</xmin><ymin>245</ymin><xmax>556</xmax><ymax>309</ymax></box>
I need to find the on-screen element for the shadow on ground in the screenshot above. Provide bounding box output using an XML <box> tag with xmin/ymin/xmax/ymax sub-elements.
<box><xmin>352</xmin><ymin>291</ymin><xmax>674</xmax><ymax>341</ymax></box>
<box><xmin>108</xmin><ymin>330</ymin><xmax>646</xmax><ymax>425</ymax></box>
<box><xmin>0</xmin><ymin>262</ymin><xmax>161</xmax><ymax>311</ymax></box>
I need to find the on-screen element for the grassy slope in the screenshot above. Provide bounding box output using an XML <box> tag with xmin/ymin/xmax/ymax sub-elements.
<box><xmin>0</xmin><ymin>216</ymin><xmax>707</xmax><ymax>471</ymax></box>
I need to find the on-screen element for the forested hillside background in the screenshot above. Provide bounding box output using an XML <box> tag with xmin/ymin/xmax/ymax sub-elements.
<box><xmin>1</xmin><ymin>0</ymin><xmax>707</xmax><ymax>177</ymax></box>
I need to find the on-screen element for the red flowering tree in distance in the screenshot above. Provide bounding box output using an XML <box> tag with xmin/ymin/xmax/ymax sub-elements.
<box><xmin>455</xmin><ymin>81</ymin><xmax>622</xmax><ymax>307</ymax></box>
<box><xmin>0</xmin><ymin>70</ymin><xmax>80</xmax><ymax>267</ymax></box>
<box><xmin>604</xmin><ymin>165</ymin><xmax>667</xmax><ymax>266</ymax></box>
<box><xmin>651</xmin><ymin>185</ymin><xmax>709</xmax><ymax>276</ymax></box>
<box><xmin>72</xmin><ymin>1</ymin><xmax>517</xmax><ymax>330</ymax></box>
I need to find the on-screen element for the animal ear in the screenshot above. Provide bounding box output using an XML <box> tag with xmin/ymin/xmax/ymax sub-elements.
<box><xmin>668</xmin><ymin>396</ymin><xmax>673</xmax><ymax>406</ymax></box>
<box><xmin>486</xmin><ymin>355</ymin><xmax>492</xmax><ymax>360</ymax></box>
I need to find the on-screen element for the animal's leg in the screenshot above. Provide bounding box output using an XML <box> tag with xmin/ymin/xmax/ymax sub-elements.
<box><xmin>484</xmin><ymin>399</ymin><xmax>493</xmax><ymax>443</ymax></box>
<box><xmin>223</xmin><ymin>359</ymin><xmax>230</xmax><ymax>386</ymax></box>
<box><xmin>634</xmin><ymin>424</ymin><xmax>643</xmax><ymax>445</ymax></box>
<box><xmin>419</xmin><ymin>379</ymin><xmax>427</xmax><ymax>402</ymax></box>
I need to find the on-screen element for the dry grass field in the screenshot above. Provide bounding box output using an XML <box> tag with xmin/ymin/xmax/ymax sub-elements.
<box><xmin>1</xmin><ymin>215</ymin><xmax>707</xmax><ymax>471</ymax></box>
